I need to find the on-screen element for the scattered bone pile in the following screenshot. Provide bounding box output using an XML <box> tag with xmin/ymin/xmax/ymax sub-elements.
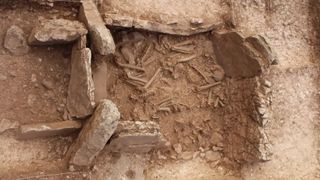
<box><xmin>106</xmin><ymin>31</ymin><xmax>227</xmax><ymax>154</ymax></box>
<box><xmin>102</xmin><ymin>29</ymin><xmax>276</xmax><ymax>166</ymax></box>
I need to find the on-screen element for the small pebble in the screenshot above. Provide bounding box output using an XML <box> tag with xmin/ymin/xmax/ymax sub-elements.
<box><xmin>212</xmin><ymin>146</ymin><xmax>223</xmax><ymax>151</ymax></box>
<box><xmin>190</xmin><ymin>17</ymin><xmax>204</xmax><ymax>26</ymax></box>
<box><xmin>180</xmin><ymin>151</ymin><xmax>193</xmax><ymax>160</ymax></box>
<box><xmin>9</xmin><ymin>71</ymin><xmax>17</xmax><ymax>77</ymax></box>
<box><xmin>0</xmin><ymin>74</ymin><xmax>7</xmax><ymax>81</ymax></box>
<box><xmin>27</xmin><ymin>94</ymin><xmax>37</xmax><ymax>106</ymax></box>
<box><xmin>205</xmin><ymin>150</ymin><xmax>220</xmax><ymax>162</ymax></box>
<box><xmin>42</xmin><ymin>79</ymin><xmax>54</xmax><ymax>90</ymax></box>
<box><xmin>262</xmin><ymin>79</ymin><xmax>272</xmax><ymax>88</ymax></box>
<box><xmin>69</xmin><ymin>165</ymin><xmax>75</xmax><ymax>172</ymax></box>
<box><xmin>31</xmin><ymin>74</ymin><xmax>37</xmax><ymax>82</ymax></box>
<box><xmin>257</xmin><ymin>107</ymin><xmax>266</xmax><ymax>115</ymax></box>
<box><xmin>212</xmin><ymin>65</ymin><xmax>225</xmax><ymax>81</ymax></box>
<box><xmin>173</xmin><ymin>143</ymin><xmax>182</xmax><ymax>154</ymax></box>
<box><xmin>193</xmin><ymin>151</ymin><xmax>200</xmax><ymax>159</ymax></box>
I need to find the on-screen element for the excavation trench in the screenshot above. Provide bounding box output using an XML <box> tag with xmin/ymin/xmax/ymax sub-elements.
<box><xmin>0</xmin><ymin>1</ymin><xmax>275</xmax><ymax>179</ymax></box>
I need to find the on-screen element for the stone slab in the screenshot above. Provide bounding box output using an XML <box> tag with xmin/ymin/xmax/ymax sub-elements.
<box><xmin>212</xmin><ymin>31</ymin><xmax>275</xmax><ymax>78</ymax></box>
<box><xmin>28</xmin><ymin>19</ymin><xmax>87</xmax><ymax>45</ymax></box>
<box><xmin>108</xmin><ymin>121</ymin><xmax>167</xmax><ymax>153</ymax></box>
<box><xmin>79</xmin><ymin>0</ymin><xmax>115</xmax><ymax>55</ymax></box>
<box><xmin>67</xmin><ymin>42</ymin><xmax>95</xmax><ymax>118</ymax></box>
<box><xmin>19</xmin><ymin>120</ymin><xmax>82</xmax><ymax>139</ymax></box>
<box><xmin>68</xmin><ymin>99</ymin><xmax>120</xmax><ymax>167</ymax></box>
<box><xmin>102</xmin><ymin>0</ymin><xmax>228</xmax><ymax>35</ymax></box>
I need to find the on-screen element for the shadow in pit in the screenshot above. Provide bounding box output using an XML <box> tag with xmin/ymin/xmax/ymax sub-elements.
<box><xmin>309</xmin><ymin>0</ymin><xmax>320</xmax><ymax>60</ymax></box>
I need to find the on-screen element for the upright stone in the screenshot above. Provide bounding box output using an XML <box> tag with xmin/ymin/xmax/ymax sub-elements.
<box><xmin>212</xmin><ymin>31</ymin><xmax>275</xmax><ymax>78</ymax></box>
<box><xmin>79</xmin><ymin>0</ymin><xmax>115</xmax><ymax>55</ymax></box>
<box><xmin>28</xmin><ymin>19</ymin><xmax>87</xmax><ymax>45</ymax></box>
<box><xmin>68</xmin><ymin>100</ymin><xmax>120</xmax><ymax>167</ymax></box>
<box><xmin>67</xmin><ymin>39</ymin><xmax>95</xmax><ymax>118</ymax></box>
<box><xmin>4</xmin><ymin>25</ymin><xmax>30</xmax><ymax>56</ymax></box>
<box><xmin>246</xmin><ymin>35</ymin><xmax>278</xmax><ymax>65</ymax></box>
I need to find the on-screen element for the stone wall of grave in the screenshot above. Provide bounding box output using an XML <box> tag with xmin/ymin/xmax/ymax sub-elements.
<box><xmin>222</xmin><ymin>78</ymin><xmax>272</xmax><ymax>163</ymax></box>
<box><xmin>211</xmin><ymin>30</ymin><xmax>274</xmax><ymax>163</ymax></box>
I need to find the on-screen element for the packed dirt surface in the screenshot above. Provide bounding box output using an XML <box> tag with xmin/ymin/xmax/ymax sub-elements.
<box><xmin>0</xmin><ymin>0</ymin><xmax>319</xmax><ymax>180</ymax></box>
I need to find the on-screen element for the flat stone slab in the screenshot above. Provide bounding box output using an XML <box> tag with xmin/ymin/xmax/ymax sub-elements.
<box><xmin>28</xmin><ymin>19</ymin><xmax>88</xmax><ymax>45</ymax></box>
<box><xmin>79</xmin><ymin>0</ymin><xmax>115</xmax><ymax>55</ymax></box>
<box><xmin>19</xmin><ymin>120</ymin><xmax>82</xmax><ymax>139</ymax></box>
<box><xmin>212</xmin><ymin>31</ymin><xmax>276</xmax><ymax>78</ymax></box>
<box><xmin>108</xmin><ymin>121</ymin><xmax>167</xmax><ymax>153</ymax></box>
<box><xmin>67</xmin><ymin>40</ymin><xmax>95</xmax><ymax>118</ymax></box>
<box><xmin>68</xmin><ymin>99</ymin><xmax>120</xmax><ymax>167</ymax></box>
<box><xmin>102</xmin><ymin>0</ymin><xmax>229</xmax><ymax>35</ymax></box>
<box><xmin>4</xmin><ymin>25</ymin><xmax>30</xmax><ymax>56</ymax></box>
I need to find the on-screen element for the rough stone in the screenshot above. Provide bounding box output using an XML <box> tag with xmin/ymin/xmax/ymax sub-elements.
<box><xmin>90</xmin><ymin>24</ymin><xmax>115</xmax><ymax>55</ymax></box>
<box><xmin>75</xmin><ymin>35</ymin><xmax>87</xmax><ymax>50</ymax></box>
<box><xmin>173</xmin><ymin>143</ymin><xmax>182</xmax><ymax>154</ymax></box>
<box><xmin>28</xmin><ymin>19</ymin><xmax>87</xmax><ymax>45</ymax></box>
<box><xmin>212</xmin><ymin>31</ymin><xmax>275</xmax><ymax>78</ymax></box>
<box><xmin>0</xmin><ymin>118</ymin><xmax>19</xmax><ymax>134</ymax></box>
<box><xmin>246</xmin><ymin>35</ymin><xmax>278</xmax><ymax>65</ymax></box>
<box><xmin>261</xmin><ymin>79</ymin><xmax>272</xmax><ymax>88</ymax></box>
<box><xmin>79</xmin><ymin>0</ymin><xmax>115</xmax><ymax>55</ymax></box>
<box><xmin>253</xmin><ymin>78</ymin><xmax>272</xmax><ymax>127</ymax></box>
<box><xmin>4</xmin><ymin>25</ymin><xmax>30</xmax><ymax>56</ymax></box>
<box><xmin>41</xmin><ymin>79</ymin><xmax>54</xmax><ymax>90</ymax></box>
<box><xmin>103</xmin><ymin>11</ymin><xmax>224</xmax><ymax>36</ymax></box>
<box><xmin>19</xmin><ymin>120</ymin><xmax>82</xmax><ymax>139</ymax></box>
<box><xmin>68</xmin><ymin>99</ymin><xmax>120</xmax><ymax>167</ymax></box>
<box><xmin>27</xmin><ymin>94</ymin><xmax>37</xmax><ymax>106</ymax></box>
<box><xmin>211</xmin><ymin>65</ymin><xmax>225</xmax><ymax>81</ymax></box>
<box><xmin>79</xmin><ymin>0</ymin><xmax>105</xmax><ymax>28</ymax></box>
<box><xmin>205</xmin><ymin>150</ymin><xmax>220</xmax><ymax>162</ymax></box>
<box><xmin>223</xmin><ymin>77</ymin><xmax>272</xmax><ymax>163</ymax></box>
<box><xmin>67</xmin><ymin>42</ymin><xmax>95</xmax><ymax>118</ymax></box>
<box><xmin>108</xmin><ymin>121</ymin><xmax>167</xmax><ymax>153</ymax></box>
<box><xmin>190</xmin><ymin>17</ymin><xmax>204</xmax><ymax>26</ymax></box>
<box><xmin>31</xmin><ymin>0</ymin><xmax>81</xmax><ymax>5</ymax></box>
<box><xmin>180</xmin><ymin>151</ymin><xmax>193</xmax><ymax>160</ymax></box>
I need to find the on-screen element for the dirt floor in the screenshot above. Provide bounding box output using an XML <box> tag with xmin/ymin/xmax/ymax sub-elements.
<box><xmin>0</xmin><ymin>0</ymin><xmax>319</xmax><ymax>180</ymax></box>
